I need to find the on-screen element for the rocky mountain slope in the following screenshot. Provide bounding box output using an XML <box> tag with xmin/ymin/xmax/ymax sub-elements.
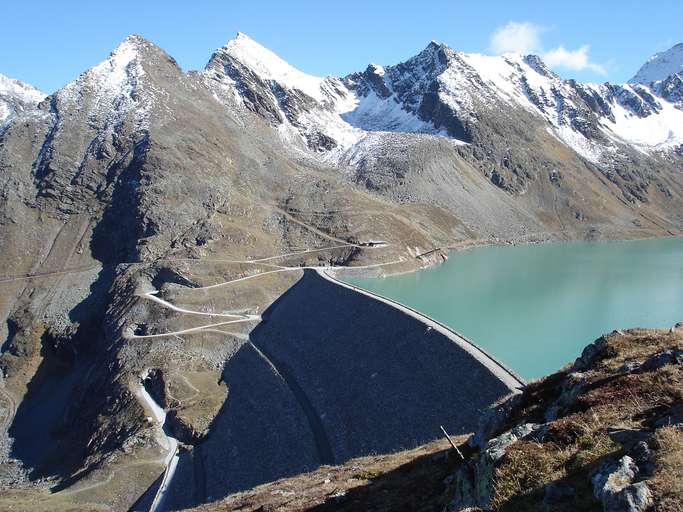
<box><xmin>0</xmin><ymin>33</ymin><xmax>681</xmax><ymax>511</ymax></box>
<box><xmin>204</xmin><ymin>34</ymin><xmax>683</xmax><ymax>242</ymax></box>
<box><xmin>447</xmin><ymin>326</ymin><xmax>683</xmax><ymax>512</ymax></box>
<box><xmin>188</xmin><ymin>326</ymin><xmax>683</xmax><ymax>512</ymax></box>
<box><xmin>209</xmin><ymin>34</ymin><xmax>683</xmax><ymax>158</ymax></box>
<box><xmin>207</xmin><ymin>34</ymin><xmax>683</xmax><ymax>199</ymax></box>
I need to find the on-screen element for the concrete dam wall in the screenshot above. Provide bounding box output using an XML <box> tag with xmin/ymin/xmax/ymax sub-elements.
<box><xmin>166</xmin><ymin>269</ymin><xmax>522</xmax><ymax>508</ymax></box>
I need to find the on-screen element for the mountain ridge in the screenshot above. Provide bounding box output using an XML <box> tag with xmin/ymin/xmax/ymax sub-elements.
<box><xmin>6</xmin><ymin>34</ymin><xmax>683</xmax><ymax>161</ymax></box>
<box><xmin>630</xmin><ymin>42</ymin><xmax>683</xmax><ymax>84</ymax></box>
<box><xmin>217</xmin><ymin>34</ymin><xmax>683</xmax><ymax>159</ymax></box>
<box><xmin>0</xmin><ymin>73</ymin><xmax>45</xmax><ymax>129</ymax></box>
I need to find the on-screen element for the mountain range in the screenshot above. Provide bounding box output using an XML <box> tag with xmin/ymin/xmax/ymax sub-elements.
<box><xmin>0</xmin><ymin>33</ymin><xmax>681</xmax><ymax>511</ymax></box>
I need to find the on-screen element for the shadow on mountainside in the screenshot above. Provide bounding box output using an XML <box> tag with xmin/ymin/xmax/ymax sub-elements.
<box><xmin>187</xmin><ymin>438</ymin><xmax>469</xmax><ymax>512</ymax></box>
<box><xmin>8</xmin><ymin>265</ymin><xmax>115</xmax><ymax>481</ymax></box>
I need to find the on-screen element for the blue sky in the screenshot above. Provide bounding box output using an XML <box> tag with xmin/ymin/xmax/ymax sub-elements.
<box><xmin>1</xmin><ymin>0</ymin><xmax>681</xmax><ymax>93</ymax></box>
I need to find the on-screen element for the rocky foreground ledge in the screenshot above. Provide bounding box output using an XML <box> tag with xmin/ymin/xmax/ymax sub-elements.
<box><xmin>191</xmin><ymin>326</ymin><xmax>683</xmax><ymax>512</ymax></box>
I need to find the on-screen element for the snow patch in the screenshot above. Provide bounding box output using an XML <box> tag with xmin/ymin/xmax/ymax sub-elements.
<box><xmin>548</xmin><ymin>125</ymin><xmax>603</xmax><ymax>163</ymax></box>
<box><xmin>342</xmin><ymin>90</ymin><xmax>441</xmax><ymax>134</ymax></box>
<box><xmin>601</xmin><ymin>89</ymin><xmax>683</xmax><ymax>149</ymax></box>
<box><xmin>0</xmin><ymin>73</ymin><xmax>45</xmax><ymax>104</ymax></box>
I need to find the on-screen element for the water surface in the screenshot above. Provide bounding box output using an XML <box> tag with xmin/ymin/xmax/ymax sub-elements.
<box><xmin>347</xmin><ymin>237</ymin><xmax>683</xmax><ymax>379</ymax></box>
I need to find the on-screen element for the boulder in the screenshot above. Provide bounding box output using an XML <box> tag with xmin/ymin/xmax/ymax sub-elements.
<box><xmin>654</xmin><ymin>403</ymin><xmax>683</xmax><ymax>429</ymax></box>
<box><xmin>545</xmin><ymin>371</ymin><xmax>587</xmax><ymax>422</ymax></box>
<box><xmin>572</xmin><ymin>337</ymin><xmax>608</xmax><ymax>371</ymax></box>
<box><xmin>592</xmin><ymin>456</ymin><xmax>652</xmax><ymax>512</ymax></box>
<box><xmin>638</xmin><ymin>349</ymin><xmax>683</xmax><ymax>372</ymax></box>
<box><xmin>449</xmin><ymin>423</ymin><xmax>542</xmax><ymax>511</ymax></box>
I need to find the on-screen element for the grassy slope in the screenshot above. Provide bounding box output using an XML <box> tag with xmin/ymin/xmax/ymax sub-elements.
<box><xmin>485</xmin><ymin>327</ymin><xmax>682</xmax><ymax>511</ymax></box>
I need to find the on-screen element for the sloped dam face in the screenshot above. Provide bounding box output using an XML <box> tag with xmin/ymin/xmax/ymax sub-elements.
<box><xmin>165</xmin><ymin>270</ymin><xmax>519</xmax><ymax>508</ymax></box>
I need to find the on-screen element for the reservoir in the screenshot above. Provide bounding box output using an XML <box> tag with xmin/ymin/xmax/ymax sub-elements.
<box><xmin>346</xmin><ymin>237</ymin><xmax>683</xmax><ymax>380</ymax></box>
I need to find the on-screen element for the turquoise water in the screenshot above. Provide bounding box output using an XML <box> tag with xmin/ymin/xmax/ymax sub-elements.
<box><xmin>346</xmin><ymin>237</ymin><xmax>683</xmax><ymax>380</ymax></box>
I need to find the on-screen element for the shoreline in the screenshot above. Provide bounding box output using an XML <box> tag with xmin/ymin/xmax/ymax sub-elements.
<box><xmin>341</xmin><ymin>229</ymin><xmax>683</xmax><ymax>280</ymax></box>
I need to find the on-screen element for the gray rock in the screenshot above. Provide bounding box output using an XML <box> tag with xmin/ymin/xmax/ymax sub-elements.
<box><xmin>545</xmin><ymin>371</ymin><xmax>587</xmax><ymax>421</ymax></box>
<box><xmin>638</xmin><ymin>348</ymin><xmax>683</xmax><ymax>372</ymax></box>
<box><xmin>654</xmin><ymin>404</ymin><xmax>683</xmax><ymax>428</ymax></box>
<box><xmin>592</xmin><ymin>455</ymin><xmax>638</xmax><ymax>500</ymax></box>
<box><xmin>605</xmin><ymin>482</ymin><xmax>653</xmax><ymax>512</ymax></box>
<box><xmin>607</xmin><ymin>427</ymin><xmax>652</xmax><ymax>451</ymax></box>
<box><xmin>592</xmin><ymin>456</ymin><xmax>652</xmax><ymax>511</ymax></box>
<box><xmin>484</xmin><ymin>423</ymin><xmax>540</xmax><ymax>462</ymax></box>
<box><xmin>450</xmin><ymin>423</ymin><xmax>543</xmax><ymax>511</ymax></box>
<box><xmin>573</xmin><ymin>337</ymin><xmax>608</xmax><ymax>371</ymax></box>
<box><xmin>629</xmin><ymin>441</ymin><xmax>652</xmax><ymax>466</ymax></box>
<box><xmin>618</xmin><ymin>361</ymin><xmax>641</xmax><ymax>373</ymax></box>
<box><xmin>470</xmin><ymin>391</ymin><xmax>523</xmax><ymax>450</ymax></box>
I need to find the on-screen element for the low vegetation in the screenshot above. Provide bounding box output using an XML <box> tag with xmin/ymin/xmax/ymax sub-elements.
<box><xmin>651</xmin><ymin>427</ymin><xmax>683</xmax><ymax>512</ymax></box>
<box><xmin>454</xmin><ymin>326</ymin><xmax>683</xmax><ymax>512</ymax></box>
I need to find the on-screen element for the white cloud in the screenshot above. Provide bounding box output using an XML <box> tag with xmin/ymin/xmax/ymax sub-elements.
<box><xmin>543</xmin><ymin>45</ymin><xmax>607</xmax><ymax>75</ymax></box>
<box><xmin>489</xmin><ymin>21</ymin><xmax>544</xmax><ymax>55</ymax></box>
<box><xmin>489</xmin><ymin>21</ymin><xmax>608</xmax><ymax>76</ymax></box>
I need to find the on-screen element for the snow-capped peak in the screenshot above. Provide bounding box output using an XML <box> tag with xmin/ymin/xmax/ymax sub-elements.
<box><xmin>61</xmin><ymin>35</ymin><xmax>146</xmax><ymax>97</ymax></box>
<box><xmin>90</xmin><ymin>35</ymin><xmax>144</xmax><ymax>84</ymax></box>
<box><xmin>629</xmin><ymin>43</ymin><xmax>683</xmax><ymax>84</ymax></box>
<box><xmin>219</xmin><ymin>32</ymin><xmax>328</xmax><ymax>102</ymax></box>
<box><xmin>52</xmin><ymin>34</ymin><xmax>151</xmax><ymax>131</ymax></box>
<box><xmin>367</xmin><ymin>63</ymin><xmax>385</xmax><ymax>76</ymax></box>
<box><xmin>0</xmin><ymin>73</ymin><xmax>45</xmax><ymax>124</ymax></box>
<box><xmin>203</xmin><ymin>35</ymin><xmax>683</xmax><ymax>165</ymax></box>
<box><xmin>0</xmin><ymin>73</ymin><xmax>45</xmax><ymax>104</ymax></box>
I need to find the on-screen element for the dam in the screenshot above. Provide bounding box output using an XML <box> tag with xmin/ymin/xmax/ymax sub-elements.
<box><xmin>163</xmin><ymin>268</ymin><xmax>522</xmax><ymax>508</ymax></box>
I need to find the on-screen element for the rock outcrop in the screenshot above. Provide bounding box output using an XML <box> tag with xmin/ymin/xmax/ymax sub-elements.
<box><xmin>446</xmin><ymin>327</ymin><xmax>683</xmax><ymax>512</ymax></box>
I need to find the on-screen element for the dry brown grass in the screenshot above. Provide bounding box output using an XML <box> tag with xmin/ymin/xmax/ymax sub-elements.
<box><xmin>190</xmin><ymin>437</ymin><xmax>466</xmax><ymax>512</ymax></box>
<box><xmin>489</xmin><ymin>328</ymin><xmax>683</xmax><ymax>511</ymax></box>
<box><xmin>491</xmin><ymin>416</ymin><xmax>621</xmax><ymax>511</ymax></box>
<box><xmin>651</xmin><ymin>427</ymin><xmax>683</xmax><ymax>512</ymax></box>
<box><xmin>492</xmin><ymin>441</ymin><xmax>562</xmax><ymax>508</ymax></box>
<box><xmin>598</xmin><ymin>329</ymin><xmax>680</xmax><ymax>373</ymax></box>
